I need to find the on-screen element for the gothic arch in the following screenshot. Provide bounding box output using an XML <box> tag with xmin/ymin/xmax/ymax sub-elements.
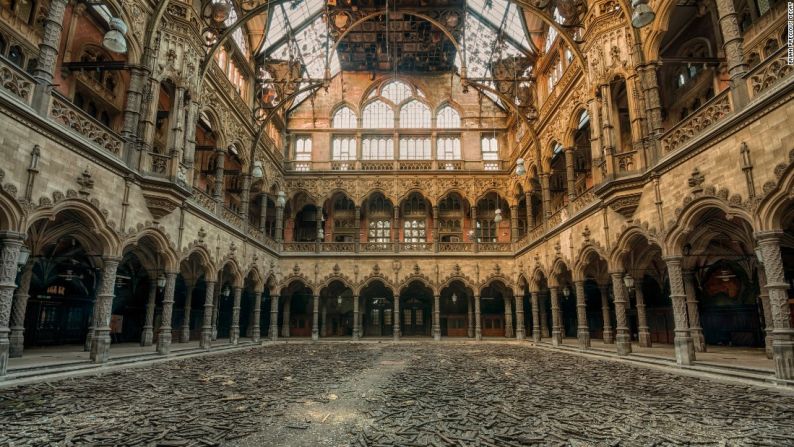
<box><xmin>438</xmin><ymin>275</ymin><xmax>475</xmax><ymax>294</ymax></box>
<box><xmin>399</xmin><ymin>275</ymin><xmax>436</xmax><ymax>295</ymax></box>
<box><xmin>244</xmin><ymin>264</ymin><xmax>265</xmax><ymax>292</ymax></box>
<box><xmin>756</xmin><ymin>148</ymin><xmax>794</xmax><ymax>231</ymax></box>
<box><xmin>549</xmin><ymin>257</ymin><xmax>572</xmax><ymax>287</ymax></box>
<box><xmin>317</xmin><ymin>274</ymin><xmax>355</xmax><ymax>293</ymax></box>
<box><xmin>609</xmin><ymin>225</ymin><xmax>664</xmax><ymax>270</ymax></box>
<box><xmin>120</xmin><ymin>226</ymin><xmax>179</xmax><ymax>273</ymax></box>
<box><xmin>279</xmin><ymin>276</ymin><xmax>315</xmax><ymax>295</ymax></box>
<box><xmin>479</xmin><ymin>276</ymin><xmax>513</xmax><ymax>295</ymax></box>
<box><xmin>217</xmin><ymin>257</ymin><xmax>244</xmax><ymax>287</ymax></box>
<box><xmin>563</xmin><ymin>106</ymin><xmax>589</xmax><ymax>148</ymax></box>
<box><xmin>0</xmin><ymin>183</ymin><xmax>22</xmax><ymax>232</ymax></box>
<box><xmin>529</xmin><ymin>264</ymin><xmax>548</xmax><ymax>292</ymax></box>
<box><xmin>665</xmin><ymin>196</ymin><xmax>755</xmax><ymax>256</ymax></box>
<box><xmin>179</xmin><ymin>243</ymin><xmax>216</xmax><ymax>277</ymax></box>
<box><xmin>574</xmin><ymin>242</ymin><xmax>609</xmax><ymax>282</ymax></box>
<box><xmin>26</xmin><ymin>198</ymin><xmax>120</xmax><ymax>257</ymax></box>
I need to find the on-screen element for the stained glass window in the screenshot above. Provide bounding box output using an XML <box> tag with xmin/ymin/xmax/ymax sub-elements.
<box><xmin>436</xmin><ymin>106</ymin><xmax>461</xmax><ymax>128</ymax></box>
<box><xmin>400</xmin><ymin>101</ymin><xmax>431</xmax><ymax>128</ymax></box>
<box><xmin>332</xmin><ymin>106</ymin><xmax>357</xmax><ymax>128</ymax></box>
<box><xmin>382</xmin><ymin>81</ymin><xmax>412</xmax><ymax>104</ymax></box>
<box><xmin>363</xmin><ymin>101</ymin><xmax>394</xmax><ymax>128</ymax></box>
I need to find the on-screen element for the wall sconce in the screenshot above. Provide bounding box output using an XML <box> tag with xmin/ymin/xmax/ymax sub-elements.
<box><xmin>16</xmin><ymin>245</ymin><xmax>30</xmax><ymax>268</ymax></box>
<box><xmin>515</xmin><ymin>158</ymin><xmax>526</xmax><ymax>176</ymax></box>
<box><xmin>494</xmin><ymin>208</ymin><xmax>503</xmax><ymax>223</ymax></box>
<box><xmin>252</xmin><ymin>160</ymin><xmax>264</xmax><ymax>179</ymax></box>
<box><xmin>156</xmin><ymin>273</ymin><xmax>167</xmax><ymax>289</ymax></box>
<box><xmin>337</xmin><ymin>295</ymin><xmax>343</xmax><ymax>305</ymax></box>
<box><xmin>277</xmin><ymin>191</ymin><xmax>286</xmax><ymax>207</ymax></box>
<box><xmin>623</xmin><ymin>273</ymin><xmax>635</xmax><ymax>292</ymax></box>
<box><xmin>222</xmin><ymin>284</ymin><xmax>231</xmax><ymax>298</ymax></box>
<box><xmin>451</xmin><ymin>293</ymin><xmax>458</xmax><ymax>303</ymax></box>
<box><xmin>562</xmin><ymin>286</ymin><xmax>570</xmax><ymax>298</ymax></box>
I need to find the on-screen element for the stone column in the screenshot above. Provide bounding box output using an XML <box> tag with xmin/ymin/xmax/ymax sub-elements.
<box><xmin>575</xmin><ymin>281</ymin><xmax>590</xmax><ymax>349</ymax></box>
<box><xmin>610</xmin><ymin>273</ymin><xmax>632</xmax><ymax>356</ymax></box>
<box><xmin>504</xmin><ymin>296</ymin><xmax>514</xmax><ymax>338</ymax></box>
<box><xmin>510</xmin><ymin>205</ymin><xmax>519</xmax><ymax>242</ymax></box>
<box><xmin>211</xmin><ymin>285</ymin><xmax>220</xmax><ymax>341</ymax></box>
<box><xmin>230</xmin><ymin>287</ymin><xmax>242</xmax><ymax>344</ymax></box>
<box><xmin>565</xmin><ymin>147</ymin><xmax>576</xmax><ymax>203</ymax></box>
<box><xmin>664</xmin><ymin>257</ymin><xmax>696</xmax><ymax>365</ymax></box>
<box><xmin>639</xmin><ymin>63</ymin><xmax>664</xmax><ymax>137</ymax></box>
<box><xmin>467</xmin><ymin>295</ymin><xmax>474</xmax><ymax>338</ymax></box>
<box><xmin>758</xmin><ymin>269</ymin><xmax>774</xmax><ymax>359</ymax></box>
<box><xmin>212</xmin><ymin>148</ymin><xmax>226</xmax><ymax>205</ymax></box>
<box><xmin>90</xmin><ymin>258</ymin><xmax>120</xmax><ymax>363</ymax></box>
<box><xmin>756</xmin><ymin>232</ymin><xmax>794</xmax><ymax>380</ymax></box>
<box><xmin>715</xmin><ymin>0</ymin><xmax>749</xmax><ymax>107</ymax></box>
<box><xmin>200</xmin><ymin>281</ymin><xmax>215</xmax><ymax>349</ymax></box>
<box><xmin>31</xmin><ymin>0</ymin><xmax>67</xmax><ymax>114</ymax></box>
<box><xmin>515</xmin><ymin>294</ymin><xmax>526</xmax><ymax>340</ymax></box>
<box><xmin>259</xmin><ymin>194</ymin><xmax>268</xmax><ymax>234</ymax></box>
<box><xmin>433</xmin><ymin>294</ymin><xmax>441</xmax><ymax>341</ymax></box>
<box><xmin>275</xmin><ymin>201</ymin><xmax>285</xmax><ymax>242</ymax></box>
<box><xmin>121</xmin><ymin>66</ymin><xmax>147</xmax><ymax>158</ymax></box>
<box><xmin>281</xmin><ymin>298</ymin><xmax>291</xmax><ymax>338</ymax></box>
<box><xmin>312</xmin><ymin>294</ymin><xmax>320</xmax><ymax>341</ymax></box>
<box><xmin>530</xmin><ymin>291</ymin><xmax>541</xmax><ymax>342</ymax></box>
<box><xmin>550</xmin><ymin>287</ymin><xmax>562</xmax><ymax>346</ymax></box>
<box><xmin>634</xmin><ymin>279</ymin><xmax>652</xmax><ymax>348</ymax></box>
<box><xmin>599</xmin><ymin>284</ymin><xmax>614</xmax><ymax>344</ymax></box>
<box><xmin>683</xmin><ymin>270</ymin><xmax>706</xmax><ymax>352</ymax></box>
<box><xmin>251</xmin><ymin>290</ymin><xmax>262</xmax><ymax>343</ymax></box>
<box><xmin>432</xmin><ymin>206</ymin><xmax>440</xmax><ymax>252</ymax></box>
<box><xmin>156</xmin><ymin>272</ymin><xmax>177</xmax><ymax>355</ymax></box>
<box><xmin>539</xmin><ymin>292</ymin><xmax>550</xmax><ymax>337</ymax></box>
<box><xmin>540</xmin><ymin>173</ymin><xmax>552</xmax><ymax>220</ymax></box>
<box><xmin>140</xmin><ymin>279</ymin><xmax>157</xmax><ymax>346</ymax></box>
<box><xmin>474</xmin><ymin>294</ymin><xmax>482</xmax><ymax>341</ymax></box>
<box><xmin>352</xmin><ymin>294</ymin><xmax>360</xmax><ymax>340</ymax></box>
<box><xmin>239</xmin><ymin>175</ymin><xmax>252</xmax><ymax>221</ymax></box>
<box><xmin>471</xmin><ymin>208</ymin><xmax>479</xmax><ymax>252</ymax></box>
<box><xmin>181</xmin><ymin>284</ymin><xmax>194</xmax><ymax>343</ymax></box>
<box><xmin>321</xmin><ymin>303</ymin><xmax>327</xmax><ymax>337</ymax></box>
<box><xmin>0</xmin><ymin>234</ymin><xmax>23</xmax><ymax>376</ymax></box>
<box><xmin>393</xmin><ymin>295</ymin><xmax>401</xmax><ymax>341</ymax></box>
<box><xmin>9</xmin><ymin>263</ymin><xmax>33</xmax><ymax>357</ymax></box>
<box><xmin>354</xmin><ymin>206</ymin><xmax>362</xmax><ymax>252</ymax></box>
<box><xmin>525</xmin><ymin>192</ymin><xmax>535</xmax><ymax>229</ymax></box>
<box><xmin>269</xmin><ymin>293</ymin><xmax>279</xmax><ymax>341</ymax></box>
<box><xmin>392</xmin><ymin>206</ymin><xmax>400</xmax><ymax>251</ymax></box>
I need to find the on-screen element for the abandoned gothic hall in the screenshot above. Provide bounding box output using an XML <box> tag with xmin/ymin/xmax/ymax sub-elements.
<box><xmin>0</xmin><ymin>0</ymin><xmax>792</xmax><ymax>390</ymax></box>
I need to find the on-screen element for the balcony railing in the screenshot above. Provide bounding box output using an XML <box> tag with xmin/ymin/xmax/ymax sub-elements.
<box><xmin>398</xmin><ymin>242</ymin><xmax>433</xmax><ymax>252</ymax></box>
<box><xmin>285</xmin><ymin>160</ymin><xmax>504</xmax><ymax>172</ymax></box>
<box><xmin>191</xmin><ymin>187</ymin><xmax>216</xmax><ymax>212</ymax></box>
<box><xmin>661</xmin><ymin>90</ymin><xmax>733</xmax><ymax>154</ymax></box>
<box><xmin>438</xmin><ymin>242</ymin><xmax>473</xmax><ymax>253</ymax></box>
<box><xmin>321</xmin><ymin>242</ymin><xmax>355</xmax><ymax>252</ymax></box>
<box><xmin>361</xmin><ymin>242</ymin><xmax>393</xmax><ymax>253</ymax></box>
<box><xmin>49</xmin><ymin>92</ymin><xmax>124</xmax><ymax>157</ymax></box>
<box><xmin>478</xmin><ymin>242</ymin><xmax>513</xmax><ymax>253</ymax></box>
<box><xmin>282</xmin><ymin>242</ymin><xmax>316</xmax><ymax>253</ymax></box>
<box><xmin>276</xmin><ymin>241</ymin><xmax>514</xmax><ymax>254</ymax></box>
<box><xmin>0</xmin><ymin>56</ymin><xmax>34</xmax><ymax>105</ymax></box>
<box><xmin>148</xmin><ymin>152</ymin><xmax>170</xmax><ymax>177</ymax></box>
<box><xmin>746</xmin><ymin>47</ymin><xmax>792</xmax><ymax>100</ymax></box>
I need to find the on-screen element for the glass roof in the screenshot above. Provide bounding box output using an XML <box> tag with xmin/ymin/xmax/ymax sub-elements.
<box><xmin>467</xmin><ymin>0</ymin><xmax>531</xmax><ymax>52</ymax></box>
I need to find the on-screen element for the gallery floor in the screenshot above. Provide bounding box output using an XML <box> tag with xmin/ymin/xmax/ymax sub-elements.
<box><xmin>1</xmin><ymin>342</ymin><xmax>793</xmax><ymax>446</ymax></box>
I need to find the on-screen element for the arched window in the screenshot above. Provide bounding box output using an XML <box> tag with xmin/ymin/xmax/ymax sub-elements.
<box><xmin>363</xmin><ymin>100</ymin><xmax>394</xmax><ymax>128</ymax></box>
<box><xmin>400</xmin><ymin>100</ymin><xmax>431</xmax><ymax>128</ymax></box>
<box><xmin>436</xmin><ymin>106</ymin><xmax>461</xmax><ymax>128</ymax></box>
<box><xmin>369</xmin><ymin>220</ymin><xmax>391</xmax><ymax>244</ymax></box>
<box><xmin>332</xmin><ymin>106</ymin><xmax>357</xmax><ymax>128</ymax></box>
<box><xmin>437</xmin><ymin>137</ymin><xmax>461</xmax><ymax>160</ymax></box>
<box><xmin>403</xmin><ymin>220</ymin><xmax>426</xmax><ymax>243</ymax></box>
<box><xmin>8</xmin><ymin>45</ymin><xmax>24</xmax><ymax>67</ymax></box>
<box><xmin>381</xmin><ymin>80</ymin><xmax>412</xmax><ymax>104</ymax></box>
<box><xmin>399</xmin><ymin>137</ymin><xmax>431</xmax><ymax>160</ymax></box>
<box><xmin>362</xmin><ymin>136</ymin><xmax>394</xmax><ymax>160</ymax></box>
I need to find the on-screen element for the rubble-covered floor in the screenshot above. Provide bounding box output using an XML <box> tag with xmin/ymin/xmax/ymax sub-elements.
<box><xmin>1</xmin><ymin>342</ymin><xmax>793</xmax><ymax>446</ymax></box>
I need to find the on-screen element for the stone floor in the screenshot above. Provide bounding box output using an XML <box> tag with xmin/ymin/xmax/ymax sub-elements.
<box><xmin>1</xmin><ymin>342</ymin><xmax>793</xmax><ymax>446</ymax></box>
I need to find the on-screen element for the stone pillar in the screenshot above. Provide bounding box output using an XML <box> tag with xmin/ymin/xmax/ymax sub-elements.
<box><xmin>200</xmin><ymin>281</ymin><xmax>215</xmax><ymax>349</ymax></box>
<box><xmin>525</xmin><ymin>192</ymin><xmax>535</xmax><ymax>229</ymax></box>
<box><xmin>610</xmin><ymin>273</ymin><xmax>632</xmax><ymax>356</ymax></box>
<box><xmin>239</xmin><ymin>174</ymin><xmax>252</xmax><ymax>221</ymax></box>
<box><xmin>664</xmin><ymin>257</ymin><xmax>696</xmax><ymax>365</ymax></box>
<box><xmin>321</xmin><ymin>303</ymin><xmax>327</xmax><ymax>337</ymax></box>
<box><xmin>565</xmin><ymin>147</ymin><xmax>576</xmax><ymax>203</ymax></box>
<box><xmin>251</xmin><ymin>290</ymin><xmax>262</xmax><ymax>343</ymax></box>
<box><xmin>540</xmin><ymin>174</ymin><xmax>552</xmax><ymax>220</ymax></box>
<box><xmin>467</xmin><ymin>295</ymin><xmax>474</xmax><ymax>338</ymax></box>
<box><xmin>432</xmin><ymin>206</ymin><xmax>440</xmax><ymax>252</ymax></box>
<box><xmin>312</xmin><ymin>294</ymin><xmax>320</xmax><ymax>341</ymax></box>
<box><xmin>715</xmin><ymin>0</ymin><xmax>749</xmax><ymax>107</ymax></box>
<box><xmin>474</xmin><ymin>294</ymin><xmax>482</xmax><ymax>341</ymax></box>
<box><xmin>181</xmin><ymin>284</ymin><xmax>194</xmax><ymax>343</ymax></box>
<box><xmin>683</xmin><ymin>270</ymin><xmax>706</xmax><ymax>352</ymax></box>
<box><xmin>212</xmin><ymin>148</ymin><xmax>226</xmax><ymax>204</ymax></box>
<box><xmin>259</xmin><ymin>194</ymin><xmax>268</xmax><ymax>234</ymax></box>
<box><xmin>756</xmin><ymin>232</ymin><xmax>794</xmax><ymax>380</ymax></box>
<box><xmin>282</xmin><ymin>298</ymin><xmax>291</xmax><ymax>338</ymax></box>
<box><xmin>575</xmin><ymin>281</ymin><xmax>590</xmax><ymax>349</ymax></box>
<box><xmin>9</xmin><ymin>264</ymin><xmax>33</xmax><ymax>358</ymax></box>
<box><xmin>392</xmin><ymin>206</ymin><xmax>400</xmax><ymax>250</ymax></box>
<box><xmin>758</xmin><ymin>269</ymin><xmax>774</xmax><ymax>359</ymax></box>
<box><xmin>354</xmin><ymin>206</ymin><xmax>362</xmax><ymax>252</ymax></box>
<box><xmin>0</xmin><ymin>234</ymin><xmax>23</xmax><ymax>376</ymax></box>
<box><xmin>550</xmin><ymin>287</ymin><xmax>562</xmax><ymax>346</ymax></box>
<box><xmin>510</xmin><ymin>205</ymin><xmax>519</xmax><ymax>242</ymax></box>
<box><xmin>121</xmin><ymin>66</ymin><xmax>147</xmax><ymax>158</ymax></box>
<box><xmin>156</xmin><ymin>272</ymin><xmax>177</xmax><ymax>355</ymax></box>
<box><xmin>634</xmin><ymin>279</ymin><xmax>652</xmax><ymax>348</ymax></box>
<box><xmin>230</xmin><ymin>287</ymin><xmax>242</xmax><ymax>345</ymax></box>
<box><xmin>640</xmin><ymin>63</ymin><xmax>664</xmax><ymax>137</ymax></box>
<box><xmin>269</xmin><ymin>293</ymin><xmax>279</xmax><ymax>341</ymax></box>
<box><xmin>539</xmin><ymin>292</ymin><xmax>550</xmax><ymax>338</ymax></box>
<box><xmin>31</xmin><ymin>0</ymin><xmax>67</xmax><ymax>114</ymax></box>
<box><xmin>90</xmin><ymin>258</ymin><xmax>120</xmax><ymax>363</ymax></box>
<box><xmin>211</xmin><ymin>284</ymin><xmax>220</xmax><ymax>341</ymax></box>
<box><xmin>599</xmin><ymin>284</ymin><xmax>614</xmax><ymax>344</ymax></box>
<box><xmin>471</xmin><ymin>208</ymin><xmax>479</xmax><ymax>252</ymax></box>
<box><xmin>515</xmin><ymin>294</ymin><xmax>526</xmax><ymax>340</ymax></box>
<box><xmin>352</xmin><ymin>294</ymin><xmax>360</xmax><ymax>340</ymax></box>
<box><xmin>530</xmin><ymin>291</ymin><xmax>541</xmax><ymax>342</ymax></box>
<box><xmin>504</xmin><ymin>296</ymin><xmax>514</xmax><ymax>338</ymax></box>
<box><xmin>433</xmin><ymin>294</ymin><xmax>441</xmax><ymax>341</ymax></box>
<box><xmin>140</xmin><ymin>279</ymin><xmax>157</xmax><ymax>346</ymax></box>
<box><xmin>275</xmin><ymin>201</ymin><xmax>285</xmax><ymax>242</ymax></box>
<box><xmin>393</xmin><ymin>295</ymin><xmax>401</xmax><ymax>341</ymax></box>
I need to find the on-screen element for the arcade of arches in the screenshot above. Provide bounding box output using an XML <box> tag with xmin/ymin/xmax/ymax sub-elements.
<box><xmin>0</xmin><ymin>0</ymin><xmax>793</xmax><ymax>388</ymax></box>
